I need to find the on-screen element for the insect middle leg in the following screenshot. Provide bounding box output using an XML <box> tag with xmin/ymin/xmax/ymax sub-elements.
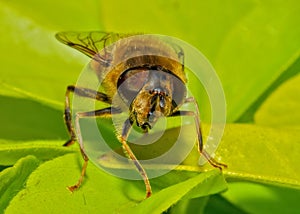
<box><xmin>171</xmin><ymin>97</ymin><xmax>227</xmax><ymax>170</ymax></box>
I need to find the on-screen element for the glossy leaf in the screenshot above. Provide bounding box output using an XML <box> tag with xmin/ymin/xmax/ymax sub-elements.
<box><xmin>255</xmin><ymin>73</ymin><xmax>300</xmax><ymax>127</ymax></box>
<box><xmin>0</xmin><ymin>0</ymin><xmax>300</xmax><ymax>213</ymax></box>
<box><xmin>4</xmin><ymin>154</ymin><xmax>227</xmax><ymax>214</ymax></box>
<box><xmin>0</xmin><ymin>1</ymin><xmax>86</xmax><ymax>107</ymax></box>
<box><xmin>0</xmin><ymin>156</ymin><xmax>40</xmax><ymax>212</ymax></box>
<box><xmin>100</xmin><ymin>0</ymin><xmax>300</xmax><ymax>122</ymax></box>
<box><xmin>121</xmin><ymin>170</ymin><xmax>227</xmax><ymax>214</ymax></box>
<box><xmin>98</xmin><ymin>123</ymin><xmax>300</xmax><ymax>190</ymax></box>
<box><xmin>0</xmin><ymin>95</ymin><xmax>67</xmax><ymax>141</ymax></box>
<box><xmin>2</xmin><ymin>0</ymin><xmax>299</xmax><ymax>122</ymax></box>
<box><xmin>3</xmin><ymin>0</ymin><xmax>102</xmax><ymax>29</ymax></box>
<box><xmin>0</xmin><ymin>140</ymin><xmax>75</xmax><ymax>165</ymax></box>
<box><xmin>2</xmin><ymin>121</ymin><xmax>300</xmax><ymax>212</ymax></box>
<box><xmin>222</xmin><ymin>182</ymin><xmax>300</xmax><ymax>214</ymax></box>
<box><xmin>216</xmin><ymin>124</ymin><xmax>300</xmax><ymax>189</ymax></box>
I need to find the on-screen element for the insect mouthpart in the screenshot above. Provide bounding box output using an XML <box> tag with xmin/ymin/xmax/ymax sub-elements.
<box><xmin>129</xmin><ymin>86</ymin><xmax>171</xmax><ymax>133</ymax></box>
<box><xmin>140</xmin><ymin>122</ymin><xmax>152</xmax><ymax>130</ymax></box>
<box><xmin>150</xmin><ymin>88</ymin><xmax>168</xmax><ymax>109</ymax></box>
<box><xmin>138</xmin><ymin>90</ymin><xmax>169</xmax><ymax>130</ymax></box>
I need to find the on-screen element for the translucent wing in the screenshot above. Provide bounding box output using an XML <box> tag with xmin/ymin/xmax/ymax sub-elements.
<box><xmin>55</xmin><ymin>31</ymin><xmax>136</xmax><ymax>65</ymax></box>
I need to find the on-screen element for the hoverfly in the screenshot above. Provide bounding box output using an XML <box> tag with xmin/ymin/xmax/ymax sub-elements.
<box><xmin>55</xmin><ymin>31</ymin><xmax>227</xmax><ymax>198</ymax></box>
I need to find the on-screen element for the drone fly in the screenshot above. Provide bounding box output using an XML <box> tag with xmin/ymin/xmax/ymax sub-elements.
<box><xmin>55</xmin><ymin>31</ymin><xmax>227</xmax><ymax>198</ymax></box>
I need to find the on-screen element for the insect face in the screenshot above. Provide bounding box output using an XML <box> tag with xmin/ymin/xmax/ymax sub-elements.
<box><xmin>117</xmin><ymin>63</ymin><xmax>187</xmax><ymax>132</ymax></box>
<box><xmin>129</xmin><ymin>73</ymin><xmax>173</xmax><ymax>131</ymax></box>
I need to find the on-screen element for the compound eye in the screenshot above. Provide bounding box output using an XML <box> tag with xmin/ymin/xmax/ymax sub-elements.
<box><xmin>117</xmin><ymin>69</ymin><xmax>149</xmax><ymax>105</ymax></box>
<box><xmin>170</xmin><ymin>75</ymin><xmax>186</xmax><ymax>108</ymax></box>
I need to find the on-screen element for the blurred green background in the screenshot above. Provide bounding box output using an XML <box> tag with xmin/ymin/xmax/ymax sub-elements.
<box><xmin>0</xmin><ymin>0</ymin><xmax>300</xmax><ymax>213</ymax></box>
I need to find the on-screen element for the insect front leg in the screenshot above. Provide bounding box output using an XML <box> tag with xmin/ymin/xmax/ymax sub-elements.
<box><xmin>64</xmin><ymin>85</ymin><xmax>111</xmax><ymax>146</ymax></box>
<box><xmin>67</xmin><ymin>107</ymin><xmax>120</xmax><ymax>192</ymax></box>
<box><xmin>63</xmin><ymin>85</ymin><xmax>113</xmax><ymax>192</ymax></box>
<box><xmin>119</xmin><ymin>119</ymin><xmax>152</xmax><ymax>199</ymax></box>
<box><xmin>171</xmin><ymin>97</ymin><xmax>227</xmax><ymax>170</ymax></box>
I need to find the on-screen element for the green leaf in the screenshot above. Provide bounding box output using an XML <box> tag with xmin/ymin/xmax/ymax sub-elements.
<box><xmin>1</xmin><ymin>0</ymin><xmax>300</xmax><ymax>213</ymax></box>
<box><xmin>213</xmin><ymin>124</ymin><xmax>300</xmax><ymax>189</ymax></box>
<box><xmin>0</xmin><ymin>140</ymin><xmax>75</xmax><ymax>166</ymax></box>
<box><xmin>100</xmin><ymin>0</ymin><xmax>300</xmax><ymax>122</ymax></box>
<box><xmin>214</xmin><ymin>0</ymin><xmax>300</xmax><ymax>121</ymax></box>
<box><xmin>238</xmin><ymin>56</ymin><xmax>300</xmax><ymax>123</ymax></box>
<box><xmin>3</xmin><ymin>0</ymin><xmax>102</xmax><ymax>29</ymax></box>
<box><xmin>2</xmin><ymin>0</ymin><xmax>299</xmax><ymax>123</ymax></box>
<box><xmin>0</xmin><ymin>155</ymin><xmax>40</xmax><ymax>213</ymax></box>
<box><xmin>100</xmin><ymin>123</ymin><xmax>300</xmax><ymax>190</ymax></box>
<box><xmin>222</xmin><ymin>182</ymin><xmax>300</xmax><ymax>214</ymax></box>
<box><xmin>3</xmin><ymin>122</ymin><xmax>299</xmax><ymax>212</ymax></box>
<box><xmin>121</xmin><ymin>170</ymin><xmax>227</xmax><ymax>214</ymax></box>
<box><xmin>254</xmin><ymin>73</ymin><xmax>300</xmax><ymax>127</ymax></box>
<box><xmin>5</xmin><ymin>154</ymin><xmax>131</xmax><ymax>214</ymax></box>
<box><xmin>0</xmin><ymin>95</ymin><xmax>67</xmax><ymax>141</ymax></box>
<box><xmin>4</xmin><ymin>154</ymin><xmax>227</xmax><ymax>214</ymax></box>
<box><xmin>168</xmin><ymin>197</ymin><xmax>210</xmax><ymax>214</ymax></box>
<box><xmin>0</xmin><ymin>1</ymin><xmax>87</xmax><ymax>107</ymax></box>
<box><xmin>204</xmin><ymin>195</ymin><xmax>247</xmax><ymax>214</ymax></box>
<box><xmin>99</xmin><ymin>0</ymin><xmax>255</xmax><ymax>61</ymax></box>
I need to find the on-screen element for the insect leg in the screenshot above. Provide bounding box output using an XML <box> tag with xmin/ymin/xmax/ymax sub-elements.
<box><xmin>119</xmin><ymin>119</ymin><xmax>152</xmax><ymax>198</ymax></box>
<box><xmin>171</xmin><ymin>97</ymin><xmax>227</xmax><ymax>170</ymax></box>
<box><xmin>67</xmin><ymin>107</ymin><xmax>120</xmax><ymax>192</ymax></box>
<box><xmin>64</xmin><ymin>85</ymin><xmax>111</xmax><ymax>147</ymax></box>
